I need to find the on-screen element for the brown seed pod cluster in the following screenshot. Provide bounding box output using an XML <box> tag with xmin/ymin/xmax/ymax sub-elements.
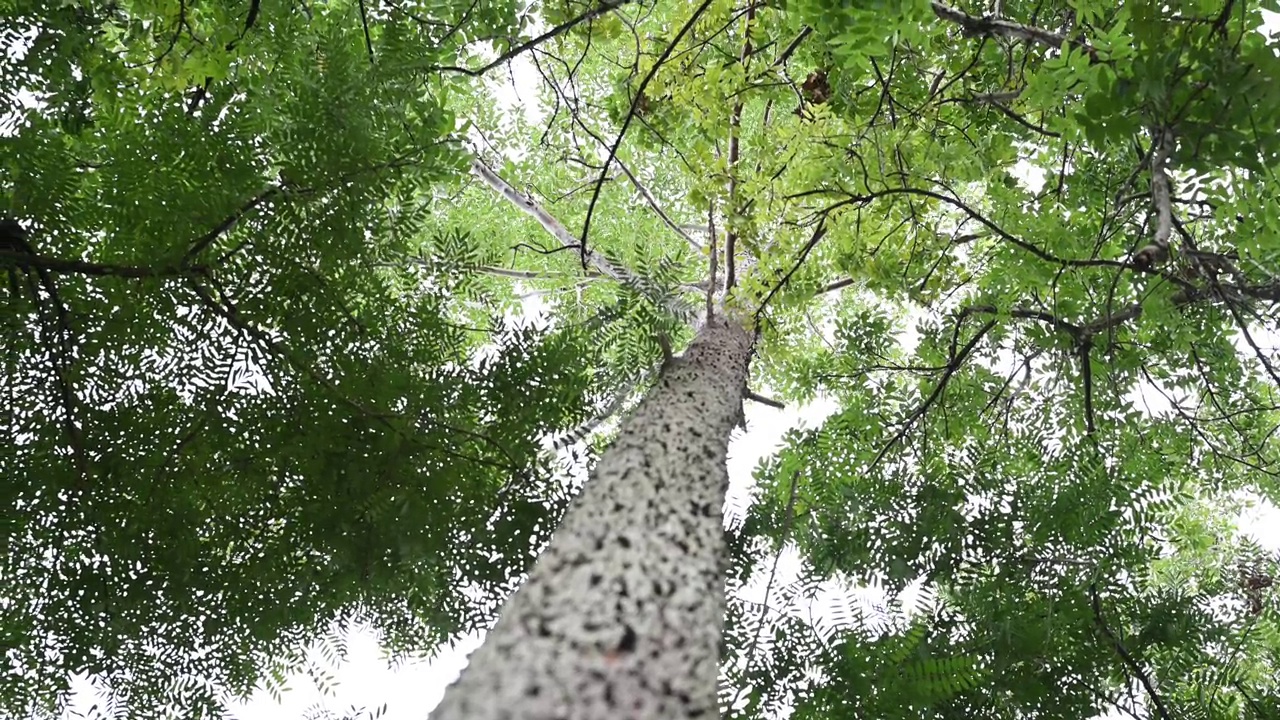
<box><xmin>802</xmin><ymin>69</ymin><xmax>831</xmax><ymax>105</ymax></box>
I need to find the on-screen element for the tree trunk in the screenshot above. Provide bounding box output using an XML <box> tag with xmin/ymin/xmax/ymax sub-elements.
<box><xmin>432</xmin><ymin>315</ymin><xmax>756</xmax><ymax>720</ymax></box>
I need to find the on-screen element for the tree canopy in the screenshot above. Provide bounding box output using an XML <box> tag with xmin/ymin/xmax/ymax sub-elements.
<box><xmin>3</xmin><ymin>0</ymin><xmax>1280</xmax><ymax>717</ymax></box>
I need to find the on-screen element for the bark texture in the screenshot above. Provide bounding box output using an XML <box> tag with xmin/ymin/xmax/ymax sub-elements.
<box><xmin>432</xmin><ymin>315</ymin><xmax>755</xmax><ymax>720</ymax></box>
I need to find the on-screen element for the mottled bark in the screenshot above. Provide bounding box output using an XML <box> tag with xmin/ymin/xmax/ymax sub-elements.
<box><xmin>432</xmin><ymin>315</ymin><xmax>755</xmax><ymax>720</ymax></box>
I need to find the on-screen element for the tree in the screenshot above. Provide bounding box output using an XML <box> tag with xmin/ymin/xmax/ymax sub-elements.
<box><xmin>5</xmin><ymin>0</ymin><xmax>1280</xmax><ymax>718</ymax></box>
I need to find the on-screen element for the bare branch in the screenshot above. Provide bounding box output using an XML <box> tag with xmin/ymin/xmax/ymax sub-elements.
<box><xmin>470</xmin><ymin>156</ymin><xmax>588</xmax><ymax>253</ymax></box>
<box><xmin>1132</xmin><ymin>128</ymin><xmax>1175</xmax><ymax>269</ymax></box>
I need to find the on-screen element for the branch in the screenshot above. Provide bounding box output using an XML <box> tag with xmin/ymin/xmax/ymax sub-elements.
<box><xmin>431</xmin><ymin>0</ymin><xmax>633</xmax><ymax>76</ymax></box>
<box><xmin>966</xmin><ymin>271</ymin><xmax>1280</xmax><ymax>353</ymax></box>
<box><xmin>745</xmin><ymin>389</ymin><xmax>785</xmax><ymax>409</ymax></box>
<box><xmin>725</xmin><ymin>5</ymin><xmax>757</xmax><ymax>293</ymax></box>
<box><xmin>865</xmin><ymin>317</ymin><xmax>998</xmax><ymax>472</ymax></box>
<box><xmin>978</xmin><ymin>94</ymin><xmax>1061</xmax><ymax>138</ymax></box>
<box><xmin>0</xmin><ymin>250</ymin><xmax>208</xmax><ymax>280</ymax></box>
<box><xmin>183</xmin><ymin>187</ymin><xmax>280</xmax><ymax>263</ymax></box>
<box><xmin>358</xmin><ymin>0</ymin><xmax>375</xmax><ymax>63</ymax></box>
<box><xmin>1090</xmin><ymin>583</ymin><xmax>1174</xmax><ymax>720</ymax></box>
<box><xmin>1133</xmin><ymin>128</ymin><xmax>1175</xmax><ymax>269</ymax></box>
<box><xmin>819</xmin><ymin>232</ymin><xmax>986</xmax><ymax>296</ymax></box>
<box><xmin>398</xmin><ymin>257</ymin><xmax>607</xmax><ymax>283</ymax></box>
<box><xmin>20</xmin><ymin>268</ymin><xmax>89</xmax><ymax>486</ymax></box>
<box><xmin>580</xmin><ymin>0</ymin><xmax>714</xmax><ymax>254</ymax></box>
<box><xmin>959</xmin><ymin>304</ymin><xmax>1083</xmax><ymax>341</ymax></box>
<box><xmin>819</xmin><ymin>277</ymin><xmax>856</xmax><ymax>295</ymax></box>
<box><xmin>970</xmin><ymin>90</ymin><xmax>1023</xmax><ymax>104</ymax></box>
<box><xmin>0</xmin><ymin>221</ymin><xmax>86</xmax><ymax>480</ymax></box>
<box><xmin>224</xmin><ymin>0</ymin><xmax>260</xmax><ymax>51</ymax></box>
<box><xmin>469</xmin><ymin>156</ymin><xmax>695</xmax><ymax>321</ymax></box>
<box><xmin>803</xmin><ymin>184</ymin><xmax>1123</xmax><ymax>270</ymax></box>
<box><xmin>470</xmin><ymin>156</ymin><xmax>587</xmax><ymax>249</ymax></box>
<box><xmin>613</xmin><ymin>157</ymin><xmax>702</xmax><ymax>250</ymax></box>
<box><xmin>772</xmin><ymin>26</ymin><xmax>812</xmax><ymax>68</ymax></box>
<box><xmin>755</xmin><ymin>218</ymin><xmax>827</xmax><ymax>316</ymax></box>
<box><xmin>477</xmin><ymin>264</ymin><xmax>603</xmax><ymax>281</ymax></box>
<box><xmin>930</xmin><ymin>1</ymin><xmax>1099</xmax><ymax>61</ymax></box>
<box><xmin>529</xmin><ymin>55</ymin><xmax>701</xmax><ymax>252</ymax></box>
